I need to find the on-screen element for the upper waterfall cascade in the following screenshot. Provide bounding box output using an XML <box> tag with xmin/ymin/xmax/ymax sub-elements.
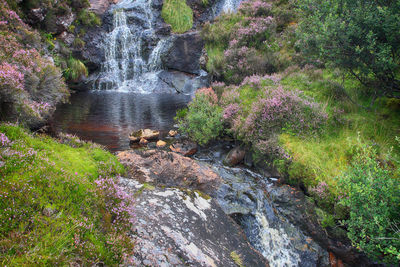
<box><xmin>96</xmin><ymin>0</ymin><xmax>170</xmax><ymax>92</ymax></box>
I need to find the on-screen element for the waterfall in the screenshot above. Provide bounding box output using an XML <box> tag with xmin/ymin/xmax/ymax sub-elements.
<box><xmin>97</xmin><ymin>1</ymin><xmax>170</xmax><ymax>92</ymax></box>
<box><xmin>221</xmin><ymin>0</ymin><xmax>242</xmax><ymax>13</ymax></box>
<box><xmin>102</xmin><ymin>9</ymin><xmax>138</xmax><ymax>90</ymax></box>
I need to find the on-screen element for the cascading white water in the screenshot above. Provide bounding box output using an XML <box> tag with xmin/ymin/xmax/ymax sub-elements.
<box><xmin>102</xmin><ymin>9</ymin><xmax>139</xmax><ymax>90</ymax></box>
<box><xmin>97</xmin><ymin>1</ymin><xmax>171</xmax><ymax>92</ymax></box>
<box><xmin>221</xmin><ymin>0</ymin><xmax>242</xmax><ymax>13</ymax></box>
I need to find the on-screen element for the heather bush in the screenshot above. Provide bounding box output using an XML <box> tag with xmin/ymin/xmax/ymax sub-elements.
<box><xmin>0</xmin><ymin>0</ymin><xmax>69</xmax><ymax>125</ymax></box>
<box><xmin>219</xmin><ymin>75</ymin><xmax>327</xmax><ymax>157</ymax></box>
<box><xmin>202</xmin><ymin>0</ymin><xmax>297</xmax><ymax>83</ymax></box>
<box><xmin>176</xmin><ymin>88</ymin><xmax>223</xmax><ymax>145</ymax></box>
<box><xmin>336</xmin><ymin>139</ymin><xmax>400</xmax><ymax>264</ymax></box>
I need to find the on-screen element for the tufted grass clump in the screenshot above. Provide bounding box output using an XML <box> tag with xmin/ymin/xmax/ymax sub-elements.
<box><xmin>0</xmin><ymin>124</ymin><xmax>134</xmax><ymax>266</ymax></box>
<box><xmin>161</xmin><ymin>0</ymin><xmax>193</xmax><ymax>33</ymax></box>
<box><xmin>64</xmin><ymin>57</ymin><xmax>88</xmax><ymax>81</ymax></box>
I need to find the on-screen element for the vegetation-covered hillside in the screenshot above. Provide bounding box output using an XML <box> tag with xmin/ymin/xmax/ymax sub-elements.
<box><xmin>177</xmin><ymin>0</ymin><xmax>400</xmax><ymax>263</ymax></box>
<box><xmin>0</xmin><ymin>0</ymin><xmax>98</xmax><ymax>127</ymax></box>
<box><xmin>0</xmin><ymin>124</ymin><xmax>134</xmax><ymax>265</ymax></box>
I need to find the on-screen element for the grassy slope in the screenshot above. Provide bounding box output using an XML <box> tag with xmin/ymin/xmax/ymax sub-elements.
<box><xmin>278</xmin><ymin>69</ymin><xmax>400</xmax><ymax>189</ymax></box>
<box><xmin>0</xmin><ymin>124</ymin><xmax>129</xmax><ymax>265</ymax></box>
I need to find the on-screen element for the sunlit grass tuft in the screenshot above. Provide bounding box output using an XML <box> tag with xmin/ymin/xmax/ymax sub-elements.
<box><xmin>161</xmin><ymin>0</ymin><xmax>193</xmax><ymax>33</ymax></box>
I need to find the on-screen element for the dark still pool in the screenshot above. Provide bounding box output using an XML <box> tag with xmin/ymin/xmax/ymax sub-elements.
<box><xmin>50</xmin><ymin>91</ymin><xmax>191</xmax><ymax>152</ymax></box>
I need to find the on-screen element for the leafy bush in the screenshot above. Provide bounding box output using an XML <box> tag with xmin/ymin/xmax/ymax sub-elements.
<box><xmin>176</xmin><ymin>88</ymin><xmax>223</xmax><ymax>145</ymax></box>
<box><xmin>336</xmin><ymin>139</ymin><xmax>400</xmax><ymax>264</ymax></box>
<box><xmin>298</xmin><ymin>0</ymin><xmax>400</xmax><ymax>101</ymax></box>
<box><xmin>73</xmin><ymin>37</ymin><xmax>85</xmax><ymax>49</ymax></box>
<box><xmin>162</xmin><ymin>0</ymin><xmax>193</xmax><ymax>33</ymax></box>
<box><xmin>77</xmin><ymin>9</ymin><xmax>101</xmax><ymax>27</ymax></box>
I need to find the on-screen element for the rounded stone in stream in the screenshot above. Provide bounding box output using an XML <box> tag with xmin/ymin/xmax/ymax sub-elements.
<box><xmin>129</xmin><ymin>129</ymin><xmax>160</xmax><ymax>143</ymax></box>
<box><xmin>223</xmin><ymin>146</ymin><xmax>246</xmax><ymax>166</ymax></box>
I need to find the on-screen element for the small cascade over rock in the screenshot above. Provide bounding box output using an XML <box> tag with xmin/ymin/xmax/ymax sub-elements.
<box><xmin>96</xmin><ymin>0</ymin><xmax>172</xmax><ymax>92</ymax></box>
<box><xmin>91</xmin><ymin>0</ymin><xmax>210</xmax><ymax>94</ymax></box>
<box><xmin>220</xmin><ymin>0</ymin><xmax>242</xmax><ymax>13</ymax></box>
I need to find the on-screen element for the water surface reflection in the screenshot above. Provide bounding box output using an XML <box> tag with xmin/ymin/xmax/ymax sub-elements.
<box><xmin>51</xmin><ymin>91</ymin><xmax>191</xmax><ymax>151</ymax></box>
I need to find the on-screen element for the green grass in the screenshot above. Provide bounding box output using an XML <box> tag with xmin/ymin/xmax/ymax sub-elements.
<box><xmin>230</xmin><ymin>251</ymin><xmax>244</xmax><ymax>267</ymax></box>
<box><xmin>161</xmin><ymin>0</ymin><xmax>193</xmax><ymax>33</ymax></box>
<box><xmin>0</xmin><ymin>124</ymin><xmax>130</xmax><ymax>265</ymax></box>
<box><xmin>277</xmin><ymin>68</ymin><xmax>400</xmax><ymax>190</ymax></box>
<box><xmin>64</xmin><ymin>57</ymin><xmax>88</xmax><ymax>81</ymax></box>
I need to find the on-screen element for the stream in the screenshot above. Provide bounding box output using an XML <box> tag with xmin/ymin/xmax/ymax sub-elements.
<box><xmin>51</xmin><ymin>0</ymin><xmax>332</xmax><ymax>266</ymax></box>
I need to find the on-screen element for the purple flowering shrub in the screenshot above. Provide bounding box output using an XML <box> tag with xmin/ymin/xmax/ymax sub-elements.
<box><xmin>0</xmin><ymin>0</ymin><xmax>69</xmax><ymax>125</ymax></box>
<box><xmin>219</xmin><ymin>75</ymin><xmax>328</xmax><ymax>157</ymax></box>
<box><xmin>203</xmin><ymin>0</ymin><xmax>297</xmax><ymax>84</ymax></box>
<box><xmin>309</xmin><ymin>181</ymin><xmax>334</xmax><ymax>210</ymax></box>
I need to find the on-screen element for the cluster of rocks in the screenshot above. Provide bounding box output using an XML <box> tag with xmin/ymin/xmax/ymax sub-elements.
<box><xmin>128</xmin><ymin>128</ymin><xmax>199</xmax><ymax>157</ymax></box>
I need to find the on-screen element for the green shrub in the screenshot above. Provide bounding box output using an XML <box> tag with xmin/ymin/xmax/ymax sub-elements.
<box><xmin>73</xmin><ymin>37</ymin><xmax>85</xmax><ymax>49</ymax></box>
<box><xmin>162</xmin><ymin>0</ymin><xmax>193</xmax><ymax>33</ymax></box>
<box><xmin>336</xmin><ymin>138</ymin><xmax>400</xmax><ymax>264</ymax></box>
<box><xmin>77</xmin><ymin>9</ymin><xmax>101</xmax><ymax>27</ymax></box>
<box><xmin>176</xmin><ymin>88</ymin><xmax>223</xmax><ymax>145</ymax></box>
<box><xmin>298</xmin><ymin>0</ymin><xmax>400</xmax><ymax>101</ymax></box>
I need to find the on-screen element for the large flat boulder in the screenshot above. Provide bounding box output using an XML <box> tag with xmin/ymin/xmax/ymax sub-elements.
<box><xmin>117</xmin><ymin>149</ymin><xmax>221</xmax><ymax>195</ymax></box>
<box><xmin>119</xmin><ymin>178</ymin><xmax>269</xmax><ymax>267</ymax></box>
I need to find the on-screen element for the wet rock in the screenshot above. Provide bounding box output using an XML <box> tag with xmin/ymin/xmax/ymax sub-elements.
<box><xmin>223</xmin><ymin>146</ymin><xmax>246</xmax><ymax>166</ymax></box>
<box><xmin>199</xmin><ymin>47</ymin><xmax>208</xmax><ymax>71</ymax></box>
<box><xmin>55</xmin><ymin>12</ymin><xmax>75</xmax><ymax>34</ymax></box>
<box><xmin>129</xmin><ymin>129</ymin><xmax>160</xmax><ymax>143</ymax></box>
<box><xmin>26</xmin><ymin>8</ymin><xmax>45</xmax><ymax>24</ymax></box>
<box><xmin>156</xmin><ymin>140</ymin><xmax>166</xmax><ymax>148</ymax></box>
<box><xmin>58</xmin><ymin>31</ymin><xmax>75</xmax><ymax>46</ymax></box>
<box><xmin>186</xmin><ymin>0</ymin><xmax>218</xmax><ymax>25</ymax></box>
<box><xmin>117</xmin><ymin>149</ymin><xmax>221</xmax><ymax>194</ymax></box>
<box><xmin>267</xmin><ymin>184</ymin><xmax>373</xmax><ymax>266</ymax></box>
<box><xmin>79</xmin><ymin>26</ymin><xmax>107</xmax><ymax>72</ymax></box>
<box><xmin>119</xmin><ymin>178</ymin><xmax>269</xmax><ymax>267</ymax></box>
<box><xmin>168</xmin><ymin>130</ymin><xmax>178</xmax><ymax>137</ymax></box>
<box><xmin>139</xmin><ymin>138</ymin><xmax>149</xmax><ymax>145</ymax></box>
<box><xmin>170</xmin><ymin>140</ymin><xmax>198</xmax><ymax>156</ymax></box>
<box><xmin>158</xmin><ymin>70</ymin><xmax>210</xmax><ymax>94</ymax></box>
<box><xmin>89</xmin><ymin>0</ymin><xmax>117</xmax><ymax>15</ymax></box>
<box><xmin>244</xmin><ymin>151</ymin><xmax>253</xmax><ymax>167</ymax></box>
<box><xmin>162</xmin><ymin>32</ymin><xmax>204</xmax><ymax>75</ymax></box>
